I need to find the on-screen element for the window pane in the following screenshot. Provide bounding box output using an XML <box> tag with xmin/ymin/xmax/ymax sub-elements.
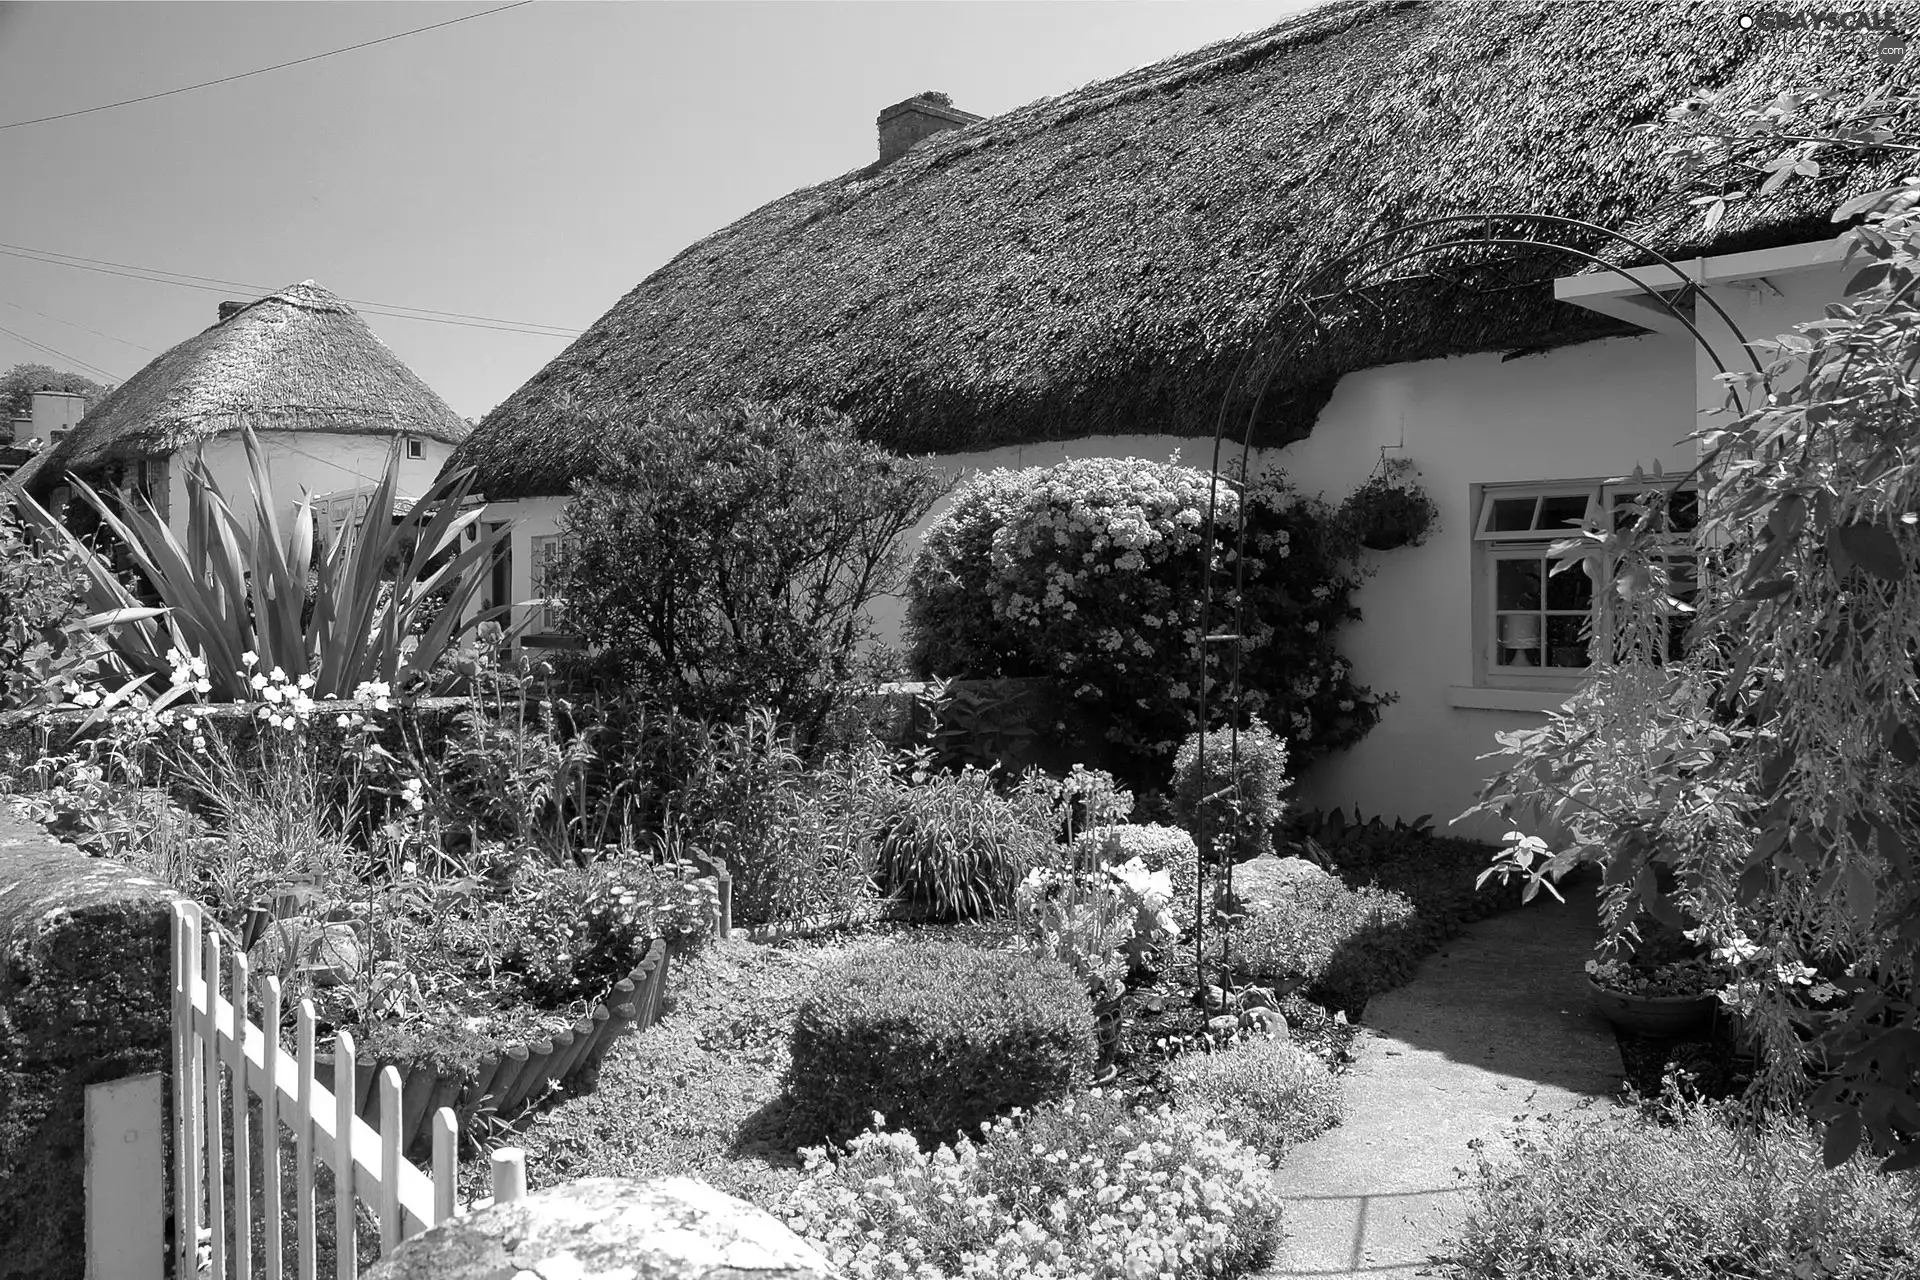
<box><xmin>1496</xmin><ymin>558</ymin><xmax>1542</xmax><ymax>610</ymax></box>
<box><xmin>1538</xmin><ymin>494</ymin><xmax>1589</xmax><ymax>531</ymax></box>
<box><xmin>1489</xmin><ymin>497</ymin><xmax>1538</xmax><ymax>532</ymax></box>
<box><xmin>1545</xmin><ymin>560</ymin><xmax>1593</xmax><ymax>610</ymax></box>
<box><xmin>1668</xmin><ymin>489</ymin><xmax>1699</xmax><ymax>532</ymax></box>
<box><xmin>1545</xmin><ymin>616</ymin><xmax>1590</xmax><ymax>669</ymax></box>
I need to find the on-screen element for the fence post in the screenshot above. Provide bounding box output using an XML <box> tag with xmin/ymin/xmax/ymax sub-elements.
<box><xmin>84</xmin><ymin>1073</ymin><xmax>164</xmax><ymax>1280</ymax></box>
<box><xmin>489</xmin><ymin>1149</ymin><xmax>527</xmax><ymax>1205</ymax></box>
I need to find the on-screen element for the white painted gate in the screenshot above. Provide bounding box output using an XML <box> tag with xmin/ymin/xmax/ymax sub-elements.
<box><xmin>169</xmin><ymin>899</ymin><xmax>508</xmax><ymax>1278</ymax></box>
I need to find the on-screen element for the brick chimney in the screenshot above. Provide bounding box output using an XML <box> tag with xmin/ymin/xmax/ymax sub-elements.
<box><xmin>876</xmin><ymin>91</ymin><xmax>981</xmax><ymax>166</ymax></box>
<box><xmin>218</xmin><ymin>300</ymin><xmax>247</xmax><ymax>322</ymax></box>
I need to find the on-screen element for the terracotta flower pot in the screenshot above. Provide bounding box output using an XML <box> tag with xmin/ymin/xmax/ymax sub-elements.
<box><xmin>1587</xmin><ymin>977</ymin><xmax>1717</xmax><ymax>1038</ymax></box>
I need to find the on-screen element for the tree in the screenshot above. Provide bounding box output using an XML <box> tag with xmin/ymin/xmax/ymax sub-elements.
<box><xmin>559</xmin><ymin>403</ymin><xmax>947</xmax><ymax>742</ymax></box>
<box><xmin>1472</xmin><ymin>79</ymin><xmax>1920</xmax><ymax>1167</ymax></box>
<box><xmin>0</xmin><ymin>363</ymin><xmax>107</xmax><ymax>420</ymax></box>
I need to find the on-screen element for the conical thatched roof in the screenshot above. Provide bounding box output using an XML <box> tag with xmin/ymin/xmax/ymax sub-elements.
<box><xmin>455</xmin><ymin>0</ymin><xmax>1918</xmax><ymax>500</ymax></box>
<box><xmin>11</xmin><ymin>281</ymin><xmax>469</xmax><ymax>493</ymax></box>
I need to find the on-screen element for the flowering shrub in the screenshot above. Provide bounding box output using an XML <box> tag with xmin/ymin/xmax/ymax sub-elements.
<box><xmin>788</xmin><ymin>941</ymin><xmax>1096</xmax><ymax>1146</ymax></box>
<box><xmin>1075</xmin><ymin>823</ymin><xmax>1200</xmax><ymax>922</ymax></box>
<box><xmin>1170</xmin><ymin>716</ymin><xmax>1290</xmax><ymax>863</ymax></box>
<box><xmin>782</xmin><ymin>1091</ymin><xmax>1283</xmax><ymax>1279</ymax></box>
<box><xmin>1166</xmin><ymin>1035</ymin><xmax>1344</xmax><ymax>1159</ymax></box>
<box><xmin>905</xmin><ymin>458</ymin><xmax>1388</xmax><ymax>770</ymax></box>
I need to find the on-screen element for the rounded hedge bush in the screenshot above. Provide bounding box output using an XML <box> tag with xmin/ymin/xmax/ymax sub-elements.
<box><xmin>787</xmin><ymin>940</ymin><xmax>1097</xmax><ymax>1145</ymax></box>
<box><xmin>1171</xmin><ymin>717</ymin><xmax>1291</xmax><ymax>862</ymax></box>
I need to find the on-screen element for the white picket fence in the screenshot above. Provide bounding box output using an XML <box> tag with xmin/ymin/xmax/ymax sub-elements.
<box><xmin>170</xmin><ymin>899</ymin><xmax>525</xmax><ymax>1278</ymax></box>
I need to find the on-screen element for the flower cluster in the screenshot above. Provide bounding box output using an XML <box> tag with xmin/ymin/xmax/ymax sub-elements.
<box><xmin>1015</xmin><ymin>857</ymin><xmax>1178</xmax><ymax>993</ymax></box>
<box><xmin>1585</xmin><ymin>956</ymin><xmax>1720</xmax><ymax>999</ymax></box>
<box><xmin>905</xmin><ymin>459</ymin><xmax>1388</xmax><ymax>770</ymax></box>
<box><xmin>782</xmin><ymin>1092</ymin><xmax>1281</xmax><ymax>1280</ymax></box>
<box><xmin>241</xmin><ymin>652</ymin><xmax>318</xmax><ymax>730</ymax></box>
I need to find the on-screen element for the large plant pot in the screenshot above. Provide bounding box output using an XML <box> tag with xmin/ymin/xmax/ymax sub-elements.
<box><xmin>1587</xmin><ymin>977</ymin><xmax>1717</xmax><ymax>1038</ymax></box>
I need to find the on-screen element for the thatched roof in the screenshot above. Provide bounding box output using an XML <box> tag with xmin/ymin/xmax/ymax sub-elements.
<box><xmin>10</xmin><ymin>281</ymin><xmax>469</xmax><ymax>494</ymax></box>
<box><xmin>455</xmin><ymin>0</ymin><xmax>1918</xmax><ymax>500</ymax></box>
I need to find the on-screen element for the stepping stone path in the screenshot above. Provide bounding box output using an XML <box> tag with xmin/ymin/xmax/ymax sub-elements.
<box><xmin>1262</xmin><ymin>875</ymin><xmax>1623</xmax><ymax>1278</ymax></box>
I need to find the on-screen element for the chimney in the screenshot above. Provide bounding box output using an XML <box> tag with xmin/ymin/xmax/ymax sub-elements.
<box><xmin>876</xmin><ymin>91</ymin><xmax>982</xmax><ymax>166</ymax></box>
<box><xmin>218</xmin><ymin>300</ymin><xmax>247</xmax><ymax>323</ymax></box>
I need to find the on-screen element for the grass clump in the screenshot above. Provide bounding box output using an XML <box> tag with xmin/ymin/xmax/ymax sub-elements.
<box><xmin>787</xmin><ymin>939</ymin><xmax>1095</xmax><ymax>1146</ymax></box>
<box><xmin>1442</xmin><ymin>1099</ymin><xmax>1920</xmax><ymax>1280</ymax></box>
<box><xmin>873</xmin><ymin>767</ymin><xmax>1050</xmax><ymax>920</ymax></box>
<box><xmin>783</xmin><ymin>1090</ymin><xmax>1283</xmax><ymax>1280</ymax></box>
<box><xmin>1165</xmin><ymin>1034</ymin><xmax>1344</xmax><ymax>1159</ymax></box>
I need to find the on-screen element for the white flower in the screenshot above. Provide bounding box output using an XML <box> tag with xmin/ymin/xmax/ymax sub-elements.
<box><xmin>191</xmin><ymin>735</ymin><xmax>207</xmax><ymax>752</ymax></box>
<box><xmin>337</xmin><ymin>714</ymin><xmax>353</xmax><ymax>729</ymax></box>
<box><xmin>193</xmin><ymin>678</ymin><xmax>211</xmax><ymax>694</ymax></box>
<box><xmin>240</xmin><ymin>650</ymin><xmax>258</xmax><ymax>667</ymax></box>
<box><xmin>297</xmin><ymin>673</ymin><xmax>315</xmax><ymax>690</ymax></box>
<box><xmin>270</xmin><ymin>666</ymin><xmax>287</xmax><ymax>683</ymax></box>
<box><xmin>250</xmin><ymin>673</ymin><xmax>269</xmax><ymax>690</ymax></box>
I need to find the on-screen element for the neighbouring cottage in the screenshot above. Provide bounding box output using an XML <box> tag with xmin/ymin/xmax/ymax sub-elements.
<box><xmin>6</xmin><ymin>282</ymin><xmax>468</xmax><ymax>546</ymax></box>
<box><xmin>445</xmin><ymin>0</ymin><xmax>1916</xmax><ymax>832</ymax></box>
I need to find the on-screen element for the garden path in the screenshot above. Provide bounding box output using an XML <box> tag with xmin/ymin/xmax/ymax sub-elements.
<box><xmin>1262</xmin><ymin>875</ymin><xmax>1623</xmax><ymax>1278</ymax></box>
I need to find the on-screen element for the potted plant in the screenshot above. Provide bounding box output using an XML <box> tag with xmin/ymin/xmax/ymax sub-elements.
<box><xmin>1339</xmin><ymin>458</ymin><xmax>1438</xmax><ymax>552</ymax></box>
<box><xmin>1584</xmin><ymin>950</ymin><xmax>1721</xmax><ymax>1038</ymax></box>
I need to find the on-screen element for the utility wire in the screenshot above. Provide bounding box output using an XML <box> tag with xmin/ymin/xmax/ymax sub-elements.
<box><xmin>0</xmin><ymin>3</ymin><xmax>537</xmax><ymax>132</ymax></box>
<box><xmin>0</xmin><ymin>245</ymin><xmax>581</xmax><ymax>338</ymax></box>
<box><xmin>0</xmin><ymin>321</ymin><xmax>121</xmax><ymax>382</ymax></box>
<box><xmin>0</xmin><ymin>241</ymin><xmax>578</xmax><ymax>334</ymax></box>
<box><xmin>0</xmin><ymin>296</ymin><xmax>160</xmax><ymax>354</ymax></box>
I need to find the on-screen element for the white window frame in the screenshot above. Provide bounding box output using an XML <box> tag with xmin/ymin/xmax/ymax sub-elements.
<box><xmin>528</xmin><ymin>533</ymin><xmax>579</xmax><ymax>638</ymax></box>
<box><xmin>1469</xmin><ymin>477</ymin><xmax>1697</xmax><ymax>691</ymax></box>
<box><xmin>406</xmin><ymin>437</ymin><xmax>425</xmax><ymax>461</ymax></box>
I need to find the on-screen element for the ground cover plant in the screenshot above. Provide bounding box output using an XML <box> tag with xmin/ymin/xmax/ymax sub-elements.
<box><xmin>1441</xmin><ymin>1096</ymin><xmax>1920</xmax><ymax>1280</ymax></box>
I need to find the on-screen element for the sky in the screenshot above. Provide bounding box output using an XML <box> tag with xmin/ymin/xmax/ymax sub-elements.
<box><xmin>0</xmin><ymin>0</ymin><xmax>1326</xmax><ymax>421</ymax></box>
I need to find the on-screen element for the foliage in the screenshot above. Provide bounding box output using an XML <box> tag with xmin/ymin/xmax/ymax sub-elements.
<box><xmin>1229</xmin><ymin>879</ymin><xmax>1420</xmax><ymax>1018</ymax></box>
<box><xmin>872</xmin><ymin>764</ymin><xmax>1054</xmax><ymax>921</ymax></box>
<box><xmin>1441</xmin><ymin>1100</ymin><xmax>1920</xmax><ymax>1280</ymax></box>
<box><xmin>786</xmin><ymin>941</ymin><xmax>1097</xmax><ymax>1146</ymax></box>
<box><xmin>1470</xmin><ymin>85</ymin><xmax>1920</xmax><ymax>1162</ymax></box>
<box><xmin>783</xmin><ymin>1091</ymin><xmax>1282</xmax><ymax>1280</ymax></box>
<box><xmin>558</xmin><ymin>403</ymin><xmax>945</xmax><ymax>742</ymax></box>
<box><xmin>1336</xmin><ymin>457</ymin><xmax>1439</xmax><ymax>551</ymax></box>
<box><xmin>0</xmin><ymin>495</ymin><xmax>99</xmax><ymax>713</ymax></box>
<box><xmin>1585</xmin><ymin>954</ymin><xmax>1720</xmax><ymax>1000</ymax></box>
<box><xmin>10</xmin><ymin>426</ymin><xmax>507</xmax><ymax>701</ymax></box>
<box><xmin>1013</xmin><ymin>858</ymin><xmax>1179</xmax><ymax>995</ymax></box>
<box><xmin>1165</xmin><ymin>1034</ymin><xmax>1344</xmax><ymax>1160</ymax></box>
<box><xmin>904</xmin><ymin>459</ymin><xmax>1387</xmax><ymax>773</ymax></box>
<box><xmin>1170</xmin><ymin>716</ymin><xmax>1290</xmax><ymax>863</ymax></box>
<box><xmin>0</xmin><ymin>362</ymin><xmax>104</xmax><ymax>421</ymax></box>
<box><xmin>1074</xmin><ymin>823</ymin><xmax>1200</xmax><ymax>922</ymax></box>
<box><xmin>502</xmin><ymin>855</ymin><xmax>716</xmax><ymax>1007</ymax></box>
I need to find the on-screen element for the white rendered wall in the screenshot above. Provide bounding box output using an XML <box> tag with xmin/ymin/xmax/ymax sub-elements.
<box><xmin>166</xmin><ymin>431</ymin><xmax>456</xmax><ymax>539</ymax></box>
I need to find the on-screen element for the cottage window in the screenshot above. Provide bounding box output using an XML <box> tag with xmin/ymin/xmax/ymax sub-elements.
<box><xmin>1470</xmin><ymin>478</ymin><xmax>1697</xmax><ymax>691</ymax></box>
<box><xmin>406</xmin><ymin>437</ymin><xmax>425</xmax><ymax>460</ymax></box>
<box><xmin>527</xmin><ymin>533</ymin><xmax>580</xmax><ymax>638</ymax></box>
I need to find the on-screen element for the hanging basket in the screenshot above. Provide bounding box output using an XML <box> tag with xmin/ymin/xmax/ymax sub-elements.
<box><xmin>1341</xmin><ymin>460</ymin><xmax>1438</xmax><ymax>552</ymax></box>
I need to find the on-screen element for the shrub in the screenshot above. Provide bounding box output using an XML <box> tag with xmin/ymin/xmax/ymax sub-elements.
<box><xmin>559</xmin><ymin>403</ymin><xmax>946</xmax><ymax>742</ymax></box>
<box><xmin>787</xmin><ymin>941</ymin><xmax>1096</xmax><ymax>1146</ymax></box>
<box><xmin>783</xmin><ymin>1091</ymin><xmax>1283</xmax><ymax>1280</ymax></box>
<box><xmin>904</xmin><ymin>459</ymin><xmax>1388</xmax><ymax>772</ymax></box>
<box><xmin>0</xmin><ymin>494</ymin><xmax>98</xmax><ymax>713</ymax></box>
<box><xmin>1170</xmin><ymin>716</ymin><xmax>1290</xmax><ymax>862</ymax></box>
<box><xmin>1167</xmin><ymin>1034</ymin><xmax>1344</xmax><ymax>1159</ymax></box>
<box><xmin>1230</xmin><ymin>878</ymin><xmax>1420</xmax><ymax>1017</ymax></box>
<box><xmin>1442</xmin><ymin>1099</ymin><xmax>1920</xmax><ymax>1280</ymax></box>
<box><xmin>1076</xmin><ymin>822</ymin><xmax>1200</xmax><ymax>919</ymax></box>
<box><xmin>873</xmin><ymin>766</ymin><xmax>1052</xmax><ymax>920</ymax></box>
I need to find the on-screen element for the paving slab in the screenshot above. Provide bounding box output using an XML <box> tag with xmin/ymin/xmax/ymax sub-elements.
<box><xmin>1262</xmin><ymin>876</ymin><xmax>1623</xmax><ymax>1278</ymax></box>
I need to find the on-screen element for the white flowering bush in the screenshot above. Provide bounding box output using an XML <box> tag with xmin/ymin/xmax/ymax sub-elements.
<box><xmin>1014</xmin><ymin>857</ymin><xmax>1178</xmax><ymax>992</ymax></box>
<box><xmin>1166</xmin><ymin>1036</ymin><xmax>1344</xmax><ymax>1160</ymax></box>
<box><xmin>783</xmin><ymin>1091</ymin><xmax>1283</xmax><ymax>1280</ymax></box>
<box><xmin>1074</xmin><ymin>824</ymin><xmax>1200</xmax><ymax>923</ymax></box>
<box><xmin>906</xmin><ymin>459</ymin><xmax>1388</xmax><ymax>770</ymax></box>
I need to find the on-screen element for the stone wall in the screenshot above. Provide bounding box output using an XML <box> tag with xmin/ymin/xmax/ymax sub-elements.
<box><xmin>0</xmin><ymin>813</ymin><xmax>181</xmax><ymax>1278</ymax></box>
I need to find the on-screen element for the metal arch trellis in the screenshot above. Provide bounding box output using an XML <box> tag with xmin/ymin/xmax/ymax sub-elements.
<box><xmin>1189</xmin><ymin>210</ymin><xmax>1773</xmax><ymax>1009</ymax></box>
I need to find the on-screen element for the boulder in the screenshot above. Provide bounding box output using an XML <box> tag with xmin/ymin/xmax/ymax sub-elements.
<box><xmin>366</xmin><ymin>1176</ymin><xmax>837</xmax><ymax>1280</ymax></box>
<box><xmin>247</xmin><ymin>915</ymin><xmax>362</xmax><ymax>987</ymax></box>
<box><xmin>1222</xmin><ymin>856</ymin><xmax>1337</xmax><ymax>911</ymax></box>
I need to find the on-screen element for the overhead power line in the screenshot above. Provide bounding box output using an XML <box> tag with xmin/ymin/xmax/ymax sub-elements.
<box><xmin>0</xmin><ymin>321</ymin><xmax>121</xmax><ymax>382</ymax></box>
<box><xmin>0</xmin><ymin>2</ymin><xmax>536</xmax><ymax>132</ymax></box>
<box><xmin>0</xmin><ymin>296</ymin><xmax>161</xmax><ymax>355</ymax></box>
<box><xmin>0</xmin><ymin>244</ymin><xmax>582</xmax><ymax>338</ymax></box>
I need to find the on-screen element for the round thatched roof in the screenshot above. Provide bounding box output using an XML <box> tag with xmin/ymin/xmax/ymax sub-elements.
<box><xmin>455</xmin><ymin>0</ymin><xmax>1918</xmax><ymax>500</ymax></box>
<box><xmin>11</xmin><ymin>281</ymin><xmax>470</xmax><ymax>493</ymax></box>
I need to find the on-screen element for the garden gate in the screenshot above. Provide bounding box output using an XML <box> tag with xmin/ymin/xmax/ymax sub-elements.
<box><xmin>169</xmin><ymin>898</ymin><xmax>522</xmax><ymax>1279</ymax></box>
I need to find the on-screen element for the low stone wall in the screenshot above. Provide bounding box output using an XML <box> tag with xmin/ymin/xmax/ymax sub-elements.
<box><xmin>0</xmin><ymin>813</ymin><xmax>182</xmax><ymax>1278</ymax></box>
<box><xmin>366</xmin><ymin>1176</ymin><xmax>835</xmax><ymax>1280</ymax></box>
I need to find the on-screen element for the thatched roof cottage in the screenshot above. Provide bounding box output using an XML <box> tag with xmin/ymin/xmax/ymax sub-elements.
<box><xmin>9</xmin><ymin>281</ymin><xmax>469</xmax><ymax>544</ymax></box>
<box><xmin>452</xmin><ymin>0</ymin><xmax>1916</xmax><ymax>829</ymax></box>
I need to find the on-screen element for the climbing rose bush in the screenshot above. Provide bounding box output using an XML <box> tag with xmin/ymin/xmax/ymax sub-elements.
<box><xmin>905</xmin><ymin>457</ymin><xmax>1387</xmax><ymax>771</ymax></box>
<box><xmin>782</xmin><ymin>1091</ymin><xmax>1282</xmax><ymax>1280</ymax></box>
